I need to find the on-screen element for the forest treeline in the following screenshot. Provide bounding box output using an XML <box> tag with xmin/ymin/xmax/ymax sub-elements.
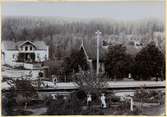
<box><xmin>2</xmin><ymin>16</ymin><xmax>165</xmax><ymax>58</ymax></box>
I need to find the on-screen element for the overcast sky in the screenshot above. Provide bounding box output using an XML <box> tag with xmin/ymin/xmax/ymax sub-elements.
<box><xmin>2</xmin><ymin>1</ymin><xmax>165</xmax><ymax>21</ymax></box>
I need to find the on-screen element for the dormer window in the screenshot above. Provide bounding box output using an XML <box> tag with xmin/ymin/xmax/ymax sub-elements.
<box><xmin>25</xmin><ymin>46</ymin><xmax>28</xmax><ymax>51</ymax></box>
<box><xmin>30</xmin><ymin>46</ymin><xmax>33</xmax><ymax>51</ymax></box>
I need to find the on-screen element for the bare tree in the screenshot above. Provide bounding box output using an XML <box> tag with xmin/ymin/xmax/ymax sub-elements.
<box><xmin>72</xmin><ymin>67</ymin><xmax>107</xmax><ymax>94</ymax></box>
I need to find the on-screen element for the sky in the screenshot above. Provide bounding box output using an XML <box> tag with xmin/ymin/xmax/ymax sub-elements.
<box><xmin>2</xmin><ymin>1</ymin><xmax>165</xmax><ymax>21</ymax></box>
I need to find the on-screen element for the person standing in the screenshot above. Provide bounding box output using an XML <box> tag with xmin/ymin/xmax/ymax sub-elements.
<box><xmin>100</xmin><ymin>93</ymin><xmax>107</xmax><ymax>109</ymax></box>
<box><xmin>87</xmin><ymin>94</ymin><xmax>92</xmax><ymax>107</ymax></box>
<box><xmin>129</xmin><ymin>97</ymin><xmax>134</xmax><ymax>111</ymax></box>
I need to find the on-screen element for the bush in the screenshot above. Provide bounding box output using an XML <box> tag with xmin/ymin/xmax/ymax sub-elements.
<box><xmin>2</xmin><ymin>91</ymin><xmax>17</xmax><ymax>116</ymax></box>
<box><xmin>47</xmin><ymin>95</ymin><xmax>65</xmax><ymax>115</ymax></box>
<box><xmin>134</xmin><ymin>88</ymin><xmax>162</xmax><ymax>103</ymax></box>
<box><xmin>75</xmin><ymin>90</ymin><xmax>87</xmax><ymax>101</ymax></box>
<box><xmin>132</xmin><ymin>105</ymin><xmax>141</xmax><ymax>115</ymax></box>
<box><xmin>46</xmin><ymin>93</ymin><xmax>84</xmax><ymax>115</ymax></box>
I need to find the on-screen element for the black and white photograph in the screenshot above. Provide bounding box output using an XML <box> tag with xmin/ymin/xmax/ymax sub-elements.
<box><xmin>1</xmin><ymin>1</ymin><xmax>165</xmax><ymax>116</ymax></box>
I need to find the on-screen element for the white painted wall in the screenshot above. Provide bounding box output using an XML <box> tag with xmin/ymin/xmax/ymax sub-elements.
<box><xmin>2</xmin><ymin>41</ymin><xmax>49</xmax><ymax>67</ymax></box>
<box><xmin>1</xmin><ymin>53</ymin><xmax>5</xmax><ymax>65</ymax></box>
<box><xmin>3</xmin><ymin>50</ymin><xmax>19</xmax><ymax>65</ymax></box>
<box><xmin>34</xmin><ymin>49</ymin><xmax>49</xmax><ymax>62</ymax></box>
<box><xmin>3</xmin><ymin>49</ymin><xmax>48</xmax><ymax>67</ymax></box>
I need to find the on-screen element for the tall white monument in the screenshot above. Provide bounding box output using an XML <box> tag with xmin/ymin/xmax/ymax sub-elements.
<box><xmin>95</xmin><ymin>30</ymin><xmax>102</xmax><ymax>76</ymax></box>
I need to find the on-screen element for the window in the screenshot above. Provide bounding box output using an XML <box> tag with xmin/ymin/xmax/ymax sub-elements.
<box><xmin>37</xmin><ymin>54</ymin><xmax>41</xmax><ymax>61</ymax></box>
<box><xmin>45</xmin><ymin>55</ymin><xmax>47</xmax><ymax>60</ymax></box>
<box><xmin>13</xmin><ymin>54</ymin><xmax>15</xmax><ymax>59</ymax></box>
<box><xmin>30</xmin><ymin>46</ymin><xmax>33</xmax><ymax>51</ymax></box>
<box><xmin>25</xmin><ymin>46</ymin><xmax>28</xmax><ymax>51</ymax></box>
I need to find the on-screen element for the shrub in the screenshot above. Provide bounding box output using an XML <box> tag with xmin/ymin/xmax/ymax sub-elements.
<box><xmin>134</xmin><ymin>88</ymin><xmax>162</xmax><ymax>103</ymax></box>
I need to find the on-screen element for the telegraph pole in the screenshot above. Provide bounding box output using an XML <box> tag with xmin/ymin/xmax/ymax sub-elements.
<box><xmin>95</xmin><ymin>30</ymin><xmax>102</xmax><ymax>76</ymax></box>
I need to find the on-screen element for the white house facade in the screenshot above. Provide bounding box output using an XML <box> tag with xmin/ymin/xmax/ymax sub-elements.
<box><xmin>2</xmin><ymin>40</ymin><xmax>49</xmax><ymax>66</ymax></box>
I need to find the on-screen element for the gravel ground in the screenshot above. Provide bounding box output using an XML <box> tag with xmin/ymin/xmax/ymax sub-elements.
<box><xmin>141</xmin><ymin>104</ymin><xmax>165</xmax><ymax>116</ymax></box>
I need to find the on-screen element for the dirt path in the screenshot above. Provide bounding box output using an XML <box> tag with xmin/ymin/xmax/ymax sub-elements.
<box><xmin>27</xmin><ymin>107</ymin><xmax>47</xmax><ymax>115</ymax></box>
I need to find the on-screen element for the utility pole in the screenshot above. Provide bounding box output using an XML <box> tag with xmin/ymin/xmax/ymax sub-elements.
<box><xmin>95</xmin><ymin>30</ymin><xmax>102</xmax><ymax>76</ymax></box>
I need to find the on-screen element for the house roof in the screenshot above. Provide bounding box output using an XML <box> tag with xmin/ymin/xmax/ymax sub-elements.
<box><xmin>33</xmin><ymin>41</ymin><xmax>48</xmax><ymax>50</ymax></box>
<box><xmin>125</xmin><ymin>44</ymin><xmax>142</xmax><ymax>56</ymax></box>
<box><xmin>2</xmin><ymin>41</ymin><xmax>16</xmax><ymax>50</ymax></box>
<box><xmin>75</xmin><ymin>38</ymin><xmax>107</xmax><ymax>61</ymax></box>
<box><xmin>17</xmin><ymin>40</ymin><xmax>37</xmax><ymax>48</ymax></box>
<box><xmin>2</xmin><ymin>40</ymin><xmax>48</xmax><ymax>50</ymax></box>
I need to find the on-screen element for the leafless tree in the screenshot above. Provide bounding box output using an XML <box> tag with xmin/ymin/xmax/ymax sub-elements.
<box><xmin>72</xmin><ymin>67</ymin><xmax>107</xmax><ymax>94</ymax></box>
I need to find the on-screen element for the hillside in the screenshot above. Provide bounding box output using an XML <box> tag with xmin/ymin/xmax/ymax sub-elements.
<box><xmin>2</xmin><ymin>16</ymin><xmax>165</xmax><ymax>58</ymax></box>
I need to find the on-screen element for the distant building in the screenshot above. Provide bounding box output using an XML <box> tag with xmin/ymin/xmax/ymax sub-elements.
<box><xmin>77</xmin><ymin>39</ymin><xmax>106</xmax><ymax>73</ymax></box>
<box><xmin>1</xmin><ymin>40</ymin><xmax>49</xmax><ymax>66</ymax></box>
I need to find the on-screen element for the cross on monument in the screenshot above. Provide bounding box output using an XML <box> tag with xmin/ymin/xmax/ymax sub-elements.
<box><xmin>95</xmin><ymin>30</ymin><xmax>102</xmax><ymax>76</ymax></box>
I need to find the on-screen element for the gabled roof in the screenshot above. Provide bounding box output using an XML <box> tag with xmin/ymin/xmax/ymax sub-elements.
<box><xmin>77</xmin><ymin>38</ymin><xmax>107</xmax><ymax>61</ymax></box>
<box><xmin>2</xmin><ymin>40</ymin><xmax>48</xmax><ymax>50</ymax></box>
<box><xmin>17</xmin><ymin>40</ymin><xmax>37</xmax><ymax>48</ymax></box>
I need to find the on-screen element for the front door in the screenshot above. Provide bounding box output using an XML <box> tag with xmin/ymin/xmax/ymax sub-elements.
<box><xmin>25</xmin><ymin>53</ymin><xmax>35</xmax><ymax>62</ymax></box>
<box><xmin>18</xmin><ymin>53</ymin><xmax>35</xmax><ymax>62</ymax></box>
